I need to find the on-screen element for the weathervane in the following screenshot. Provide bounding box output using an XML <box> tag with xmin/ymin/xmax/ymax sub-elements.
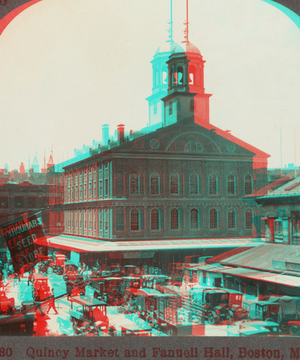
<box><xmin>182</xmin><ymin>0</ymin><xmax>189</xmax><ymax>43</ymax></box>
<box><xmin>167</xmin><ymin>0</ymin><xmax>174</xmax><ymax>42</ymax></box>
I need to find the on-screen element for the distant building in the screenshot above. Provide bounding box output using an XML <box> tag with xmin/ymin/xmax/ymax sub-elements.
<box><xmin>0</xmin><ymin>182</ymin><xmax>50</xmax><ymax>233</ymax></box>
<box><xmin>253</xmin><ymin>174</ymin><xmax>300</xmax><ymax>245</ymax></box>
<box><xmin>32</xmin><ymin>154</ymin><xmax>39</xmax><ymax>173</ymax></box>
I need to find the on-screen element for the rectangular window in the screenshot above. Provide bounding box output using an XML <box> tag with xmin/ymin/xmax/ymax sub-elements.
<box><xmin>79</xmin><ymin>173</ymin><xmax>82</xmax><ymax>199</ymax></box>
<box><xmin>154</xmin><ymin>102</ymin><xmax>157</xmax><ymax>115</ymax></box>
<box><xmin>84</xmin><ymin>211</ymin><xmax>87</xmax><ymax>230</ymax></box>
<box><xmin>99</xmin><ymin>180</ymin><xmax>103</xmax><ymax>197</ymax></box>
<box><xmin>28</xmin><ymin>197</ymin><xmax>35</xmax><ymax>208</ymax></box>
<box><xmin>80</xmin><ymin>211</ymin><xmax>83</xmax><ymax>230</ymax></box>
<box><xmin>70</xmin><ymin>176</ymin><xmax>73</xmax><ymax>201</ymax></box>
<box><xmin>89</xmin><ymin>181</ymin><xmax>92</xmax><ymax>198</ymax></box>
<box><xmin>15</xmin><ymin>197</ymin><xmax>23</xmax><ymax>208</ymax></box>
<box><xmin>0</xmin><ymin>197</ymin><xmax>8</xmax><ymax>208</ymax></box>
<box><xmin>89</xmin><ymin>210</ymin><xmax>92</xmax><ymax>231</ymax></box>
<box><xmin>104</xmin><ymin>209</ymin><xmax>109</xmax><ymax>231</ymax></box>
<box><xmin>105</xmin><ymin>179</ymin><xmax>108</xmax><ymax>196</ymax></box>
<box><xmin>75</xmin><ymin>211</ymin><xmax>77</xmax><ymax>230</ymax></box>
<box><xmin>98</xmin><ymin>209</ymin><xmax>103</xmax><ymax>232</ymax></box>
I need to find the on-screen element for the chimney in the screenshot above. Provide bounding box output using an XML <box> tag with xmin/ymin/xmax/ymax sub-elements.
<box><xmin>102</xmin><ymin>124</ymin><xmax>109</xmax><ymax>145</ymax></box>
<box><xmin>117</xmin><ymin>124</ymin><xmax>125</xmax><ymax>143</ymax></box>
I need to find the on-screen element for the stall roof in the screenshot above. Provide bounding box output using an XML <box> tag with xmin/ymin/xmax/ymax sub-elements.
<box><xmin>220</xmin><ymin>244</ymin><xmax>300</xmax><ymax>272</ymax></box>
<box><xmin>206</xmin><ymin>247</ymin><xmax>254</xmax><ymax>264</ymax></box>
<box><xmin>70</xmin><ymin>296</ymin><xmax>107</xmax><ymax>307</ymax></box>
<box><xmin>216</xmin><ymin>267</ymin><xmax>300</xmax><ymax>288</ymax></box>
<box><xmin>45</xmin><ymin>235</ymin><xmax>264</xmax><ymax>253</ymax></box>
<box><xmin>136</xmin><ymin>289</ymin><xmax>170</xmax><ymax>297</ymax></box>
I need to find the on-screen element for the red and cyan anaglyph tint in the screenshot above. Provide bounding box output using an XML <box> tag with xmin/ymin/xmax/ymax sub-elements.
<box><xmin>0</xmin><ymin>0</ymin><xmax>299</xmax><ymax>339</ymax></box>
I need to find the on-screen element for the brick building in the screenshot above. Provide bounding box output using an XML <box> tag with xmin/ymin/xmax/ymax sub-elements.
<box><xmin>60</xmin><ymin>37</ymin><xmax>269</xmax><ymax>243</ymax></box>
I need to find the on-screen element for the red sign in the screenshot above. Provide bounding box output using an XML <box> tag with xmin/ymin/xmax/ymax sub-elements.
<box><xmin>0</xmin><ymin>212</ymin><xmax>47</xmax><ymax>274</ymax></box>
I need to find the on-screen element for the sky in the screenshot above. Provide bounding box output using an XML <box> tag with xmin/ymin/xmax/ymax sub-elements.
<box><xmin>0</xmin><ymin>0</ymin><xmax>300</xmax><ymax>171</ymax></box>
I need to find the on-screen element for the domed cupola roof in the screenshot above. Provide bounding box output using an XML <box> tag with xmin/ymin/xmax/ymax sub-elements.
<box><xmin>183</xmin><ymin>42</ymin><xmax>201</xmax><ymax>55</ymax></box>
<box><xmin>155</xmin><ymin>41</ymin><xmax>184</xmax><ymax>56</ymax></box>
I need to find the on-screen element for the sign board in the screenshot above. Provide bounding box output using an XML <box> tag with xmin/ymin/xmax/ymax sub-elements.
<box><xmin>0</xmin><ymin>211</ymin><xmax>47</xmax><ymax>274</ymax></box>
<box><xmin>109</xmin><ymin>251</ymin><xmax>155</xmax><ymax>259</ymax></box>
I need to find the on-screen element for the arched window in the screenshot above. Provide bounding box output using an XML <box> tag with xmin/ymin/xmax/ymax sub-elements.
<box><xmin>131</xmin><ymin>208</ymin><xmax>144</xmax><ymax>231</ymax></box>
<box><xmin>184</xmin><ymin>141</ymin><xmax>203</xmax><ymax>153</ymax></box>
<box><xmin>171</xmin><ymin>208</ymin><xmax>184</xmax><ymax>230</ymax></box>
<box><xmin>189</xmin><ymin>65</ymin><xmax>196</xmax><ymax>85</ymax></box>
<box><xmin>163</xmin><ymin>70</ymin><xmax>167</xmax><ymax>84</ymax></box>
<box><xmin>227</xmin><ymin>174</ymin><xmax>236</xmax><ymax>195</ymax></box>
<box><xmin>170</xmin><ymin>173</ymin><xmax>179</xmax><ymax>194</ymax></box>
<box><xmin>228</xmin><ymin>209</ymin><xmax>237</xmax><ymax>229</ymax></box>
<box><xmin>191</xmin><ymin>208</ymin><xmax>198</xmax><ymax>229</ymax></box>
<box><xmin>245</xmin><ymin>175</ymin><xmax>253</xmax><ymax>195</ymax></box>
<box><xmin>189</xmin><ymin>173</ymin><xmax>200</xmax><ymax>195</ymax></box>
<box><xmin>246</xmin><ymin>209</ymin><xmax>253</xmax><ymax>229</ymax></box>
<box><xmin>190</xmin><ymin>208</ymin><xmax>203</xmax><ymax>230</ymax></box>
<box><xmin>116</xmin><ymin>208</ymin><xmax>125</xmax><ymax>231</ymax></box>
<box><xmin>151</xmin><ymin>208</ymin><xmax>164</xmax><ymax>230</ymax></box>
<box><xmin>210</xmin><ymin>208</ymin><xmax>219</xmax><ymax>229</ymax></box>
<box><xmin>209</xmin><ymin>174</ymin><xmax>219</xmax><ymax>195</ymax></box>
<box><xmin>150</xmin><ymin>173</ymin><xmax>160</xmax><ymax>195</ymax></box>
<box><xmin>169</xmin><ymin>68</ymin><xmax>174</xmax><ymax>87</ymax></box>
<box><xmin>177</xmin><ymin>66</ymin><xmax>183</xmax><ymax>85</ymax></box>
<box><xmin>116</xmin><ymin>173</ymin><xmax>124</xmax><ymax>195</ymax></box>
<box><xmin>130</xmin><ymin>173</ymin><xmax>144</xmax><ymax>195</ymax></box>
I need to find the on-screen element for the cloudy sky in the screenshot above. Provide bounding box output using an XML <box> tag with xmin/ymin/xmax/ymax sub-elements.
<box><xmin>0</xmin><ymin>0</ymin><xmax>300</xmax><ymax>170</ymax></box>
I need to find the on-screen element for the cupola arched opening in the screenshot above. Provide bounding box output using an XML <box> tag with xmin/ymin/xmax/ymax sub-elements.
<box><xmin>189</xmin><ymin>65</ymin><xmax>196</xmax><ymax>85</ymax></box>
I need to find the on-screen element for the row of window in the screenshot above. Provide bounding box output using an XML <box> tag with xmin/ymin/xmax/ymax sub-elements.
<box><xmin>64</xmin><ymin>208</ymin><xmax>253</xmax><ymax>234</ymax></box>
<box><xmin>65</xmin><ymin>171</ymin><xmax>253</xmax><ymax>202</ymax></box>
<box><xmin>0</xmin><ymin>197</ymin><xmax>48</xmax><ymax>209</ymax></box>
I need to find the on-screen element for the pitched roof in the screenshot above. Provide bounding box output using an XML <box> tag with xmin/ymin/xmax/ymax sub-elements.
<box><xmin>206</xmin><ymin>246</ymin><xmax>254</xmax><ymax>264</ymax></box>
<box><xmin>220</xmin><ymin>244</ymin><xmax>300</xmax><ymax>273</ymax></box>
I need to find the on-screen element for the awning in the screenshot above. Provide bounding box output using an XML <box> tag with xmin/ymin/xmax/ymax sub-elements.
<box><xmin>45</xmin><ymin>235</ymin><xmax>108</xmax><ymax>253</ymax></box>
<box><xmin>216</xmin><ymin>267</ymin><xmax>300</xmax><ymax>288</ymax></box>
<box><xmin>45</xmin><ymin>235</ymin><xmax>264</xmax><ymax>253</ymax></box>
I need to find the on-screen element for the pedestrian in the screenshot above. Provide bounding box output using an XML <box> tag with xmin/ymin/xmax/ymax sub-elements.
<box><xmin>28</xmin><ymin>271</ymin><xmax>33</xmax><ymax>286</ymax></box>
<box><xmin>35</xmin><ymin>289</ymin><xmax>45</xmax><ymax>316</ymax></box>
<box><xmin>47</xmin><ymin>289</ymin><xmax>58</xmax><ymax>315</ymax></box>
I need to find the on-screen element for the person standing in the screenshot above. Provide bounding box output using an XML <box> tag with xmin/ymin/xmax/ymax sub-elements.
<box><xmin>35</xmin><ymin>289</ymin><xmax>45</xmax><ymax>316</ymax></box>
<box><xmin>47</xmin><ymin>289</ymin><xmax>58</xmax><ymax>315</ymax></box>
<box><xmin>28</xmin><ymin>271</ymin><xmax>33</xmax><ymax>286</ymax></box>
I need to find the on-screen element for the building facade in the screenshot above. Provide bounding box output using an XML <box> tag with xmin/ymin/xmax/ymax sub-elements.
<box><xmin>62</xmin><ymin>117</ymin><xmax>265</xmax><ymax>241</ymax></box>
